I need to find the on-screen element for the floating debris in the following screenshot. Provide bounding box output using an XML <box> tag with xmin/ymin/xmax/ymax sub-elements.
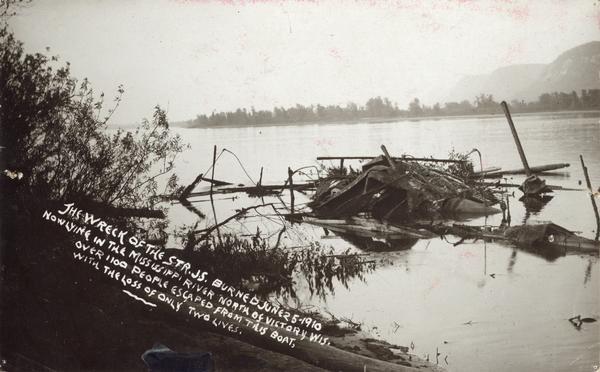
<box><xmin>568</xmin><ymin>315</ymin><xmax>598</xmax><ymax>330</ymax></box>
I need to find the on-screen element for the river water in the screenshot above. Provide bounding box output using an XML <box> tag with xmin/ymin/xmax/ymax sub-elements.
<box><xmin>167</xmin><ymin>112</ymin><xmax>599</xmax><ymax>372</ymax></box>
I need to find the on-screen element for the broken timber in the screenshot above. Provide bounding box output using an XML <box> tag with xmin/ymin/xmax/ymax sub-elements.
<box><xmin>474</xmin><ymin>163</ymin><xmax>570</xmax><ymax>178</ymax></box>
<box><xmin>471</xmin><ymin>167</ymin><xmax>502</xmax><ymax>177</ymax></box>
<box><xmin>199</xmin><ymin>176</ymin><xmax>232</xmax><ymax>186</ymax></box>
<box><xmin>184</xmin><ymin>182</ymin><xmax>317</xmax><ymax>197</ymax></box>
<box><xmin>317</xmin><ymin>155</ymin><xmax>466</xmax><ymax>164</ymax></box>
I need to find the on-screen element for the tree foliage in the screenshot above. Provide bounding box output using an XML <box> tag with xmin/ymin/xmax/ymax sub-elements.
<box><xmin>0</xmin><ymin>27</ymin><xmax>184</xmax><ymax>208</ymax></box>
<box><xmin>184</xmin><ymin>90</ymin><xmax>600</xmax><ymax>128</ymax></box>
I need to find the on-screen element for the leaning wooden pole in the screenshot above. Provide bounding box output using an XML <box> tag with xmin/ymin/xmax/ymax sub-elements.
<box><xmin>288</xmin><ymin>167</ymin><xmax>295</xmax><ymax>214</ymax></box>
<box><xmin>380</xmin><ymin>145</ymin><xmax>397</xmax><ymax>170</ymax></box>
<box><xmin>501</xmin><ymin>101</ymin><xmax>531</xmax><ymax>175</ymax></box>
<box><xmin>580</xmin><ymin>155</ymin><xmax>600</xmax><ymax>240</ymax></box>
<box><xmin>210</xmin><ymin>145</ymin><xmax>222</xmax><ymax>244</ymax></box>
<box><xmin>258</xmin><ymin>166</ymin><xmax>264</xmax><ymax>187</ymax></box>
<box><xmin>501</xmin><ymin>101</ymin><xmax>551</xmax><ymax>195</ymax></box>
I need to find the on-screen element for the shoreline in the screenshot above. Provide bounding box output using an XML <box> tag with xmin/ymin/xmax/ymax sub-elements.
<box><xmin>168</xmin><ymin>110</ymin><xmax>600</xmax><ymax>131</ymax></box>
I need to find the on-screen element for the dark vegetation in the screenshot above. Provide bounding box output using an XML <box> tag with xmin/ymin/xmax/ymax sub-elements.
<box><xmin>181</xmin><ymin>90</ymin><xmax>600</xmax><ymax>127</ymax></box>
<box><xmin>0</xmin><ymin>12</ymin><xmax>376</xmax><ymax>370</ymax></box>
<box><xmin>0</xmin><ymin>16</ymin><xmax>193</xmax><ymax>370</ymax></box>
<box><xmin>0</xmin><ymin>26</ymin><xmax>184</xmax><ymax>209</ymax></box>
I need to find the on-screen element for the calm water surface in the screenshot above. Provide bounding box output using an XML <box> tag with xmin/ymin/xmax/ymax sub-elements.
<box><xmin>167</xmin><ymin>113</ymin><xmax>599</xmax><ymax>372</ymax></box>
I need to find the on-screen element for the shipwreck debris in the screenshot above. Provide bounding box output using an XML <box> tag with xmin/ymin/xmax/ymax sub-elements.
<box><xmin>310</xmin><ymin>145</ymin><xmax>499</xmax><ymax>221</ymax></box>
<box><xmin>503</xmin><ymin>223</ymin><xmax>600</xmax><ymax>253</ymax></box>
<box><xmin>568</xmin><ymin>315</ymin><xmax>598</xmax><ymax>330</ymax></box>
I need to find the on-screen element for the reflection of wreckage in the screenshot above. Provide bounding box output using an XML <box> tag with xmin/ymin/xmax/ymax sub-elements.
<box><xmin>301</xmin><ymin>216</ymin><xmax>600</xmax><ymax>258</ymax></box>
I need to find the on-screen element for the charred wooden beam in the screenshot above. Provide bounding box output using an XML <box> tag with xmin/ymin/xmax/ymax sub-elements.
<box><xmin>180</xmin><ymin>173</ymin><xmax>204</xmax><ymax>199</ymax></box>
<box><xmin>199</xmin><ymin>176</ymin><xmax>232</xmax><ymax>186</ymax></box>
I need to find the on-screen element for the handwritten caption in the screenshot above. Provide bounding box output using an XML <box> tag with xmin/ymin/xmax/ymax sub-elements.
<box><xmin>42</xmin><ymin>203</ymin><xmax>331</xmax><ymax>349</ymax></box>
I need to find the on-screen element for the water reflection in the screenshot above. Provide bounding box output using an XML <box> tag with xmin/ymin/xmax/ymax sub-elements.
<box><xmin>336</xmin><ymin>232</ymin><xmax>419</xmax><ymax>252</ymax></box>
<box><xmin>506</xmin><ymin>249</ymin><xmax>517</xmax><ymax>273</ymax></box>
<box><xmin>290</xmin><ymin>243</ymin><xmax>376</xmax><ymax>300</ymax></box>
<box><xmin>519</xmin><ymin>194</ymin><xmax>553</xmax><ymax>216</ymax></box>
<box><xmin>539</xmin><ymin>171</ymin><xmax>571</xmax><ymax>179</ymax></box>
<box><xmin>501</xmin><ymin>239</ymin><xmax>565</xmax><ymax>262</ymax></box>
<box><xmin>584</xmin><ymin>258</ymin><xmax>594</xmax><ymax>285</ymax></box>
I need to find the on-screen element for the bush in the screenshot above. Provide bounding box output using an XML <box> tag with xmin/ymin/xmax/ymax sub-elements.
<box><xmin>0</xmin><ymin>26</ymin><xmax>184</xmax><ymax>209</ymax></box>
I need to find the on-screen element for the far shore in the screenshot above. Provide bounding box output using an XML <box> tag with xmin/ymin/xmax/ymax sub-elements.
<box><xmin>164</xmin><ymin>109</ymin><xmax>600</xmax><ymax>130</ymax></box>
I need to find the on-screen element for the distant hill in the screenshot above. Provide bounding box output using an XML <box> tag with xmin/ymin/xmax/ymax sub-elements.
<box><xmin>448</xmin><ymin>41</ymin><xmax>600</xmax><ymax>103</ymax></box>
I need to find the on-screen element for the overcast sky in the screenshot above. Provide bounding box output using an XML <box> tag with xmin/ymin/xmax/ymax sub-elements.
<box><xmin>8</xmin><ymin>0</ymin><xmax>600</xmax><ymax>124</ymax></box>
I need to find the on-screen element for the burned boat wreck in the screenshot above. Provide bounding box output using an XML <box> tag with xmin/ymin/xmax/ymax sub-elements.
<box><xmin>309</xmin><ymin>145</ymin><xmax>500</xmax><ymax>221</ymax></box>
<box><xmin>296</xmin><ymin>144</ymin><xmax>599</xmax><ymax>256</ymax></box>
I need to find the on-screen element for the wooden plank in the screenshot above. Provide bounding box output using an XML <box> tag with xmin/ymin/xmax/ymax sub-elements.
<box><xmin>200</xmin><ymin>176</ymin><xmax>232</xmax><ymax>186</ymax></box>
<box><xmin>481</xmin><ymin>163</ymin><xmax>570</xmax><ymax>177</ymax></box>
<box><xmin>185</xmin><ymin>182</ymin><xmax>317</xmax><ymax>197</ymax></box>
<box><xmin>472</xmin><ymin>167</ymin><xmax>502</xmax><ymax>176</ymax></box>
<box><xmin>316</xmin><ymin>156</ymin><xmax>466</xmax><ymax>163</ymax></box>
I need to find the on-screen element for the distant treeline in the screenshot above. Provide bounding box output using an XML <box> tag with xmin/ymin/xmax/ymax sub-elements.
<box><xmin>181</xmin><ymin>89</ymin><xmax>600</xmax><ymax>127</ymax></box>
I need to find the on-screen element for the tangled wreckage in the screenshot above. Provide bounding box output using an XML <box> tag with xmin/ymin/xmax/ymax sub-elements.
<box><xmin>297</xmin><ymin>143</ymin><xmax>599</xmax><ymax>256</ymax></box>
<box><xmin>177</xmin><ymin>101</ymin><xmax>599</xmax><ymax>259</ymax></box>
<box><xmin>309</xmin><ymin>147</ymin><xmax>499</xmax><ymax>220</ymax></box>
